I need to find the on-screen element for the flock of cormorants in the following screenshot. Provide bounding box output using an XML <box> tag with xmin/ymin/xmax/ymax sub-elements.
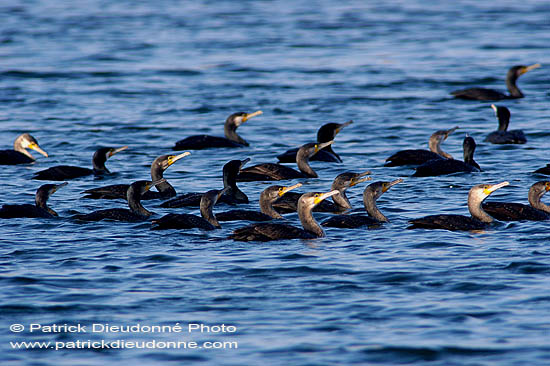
<box><xmin>1</xmin><ymin>64</ymin><xmax>548</xmax><ymax>241</ymax></box>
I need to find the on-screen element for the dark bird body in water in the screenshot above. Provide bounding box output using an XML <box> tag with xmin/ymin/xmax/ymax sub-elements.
<box><xmin>161</xmin><ymin>158</ymin><xmax>250</xmax><ymax>208</ymax></box>
<box><xmin>273</xmin><ymin>171</ymin><xmax>370</xmax><ymax>214</ymax></box>
<box><xmin>237</xmin><ymin>141</ymin><xmax>333</xmax><ymax>182</ymax></box>
<box><xmin>277</xmin><ymin>121</ymin><xmax>353</xmax><ymax>163</ymax></box>
<box><xmin>33</xmin><ymin>146</ymin><xmax>128</xmax><ymax>181</ymax></box>
<box><xmin>230</xmin><ymin>190</ymin><xmax>338</xmax><ymax>241</ymax></box>
<box><xmin>152</xmin><ymin>188</ymin><xmax>227</xmax><ymax>230</ymax></box>
<box><xmin>485</xmin><ymin>105</ymin><xmax>526</xmax><ymax>144</ymax></box>
<box><xmin>534</xmin><ymin>164</ymin><xmax>550</xmax><ymax>175</ymax></box>
<box><xmin>0</xmin><ymin>133</ymin><xmax>48</xmax><ymax>165</ymax></box>
<box><xmin>483</xmin><ymin>181</ymin><xmax>550</xmax><ymax>221</ymax></box>
<box><xmin>451</xmin><ymin>64</ymin><xmax>540</xmax><ymax>101</ymax></box>
<box><xmin>322</xmin><ymin>179</ymin><xmax>402</xmax><ymax>228</ymax></box>
<box><xmin>408</xmin><ymin>181</ymin><xmax>509</xmax><ymax>231</ymax></box>
<box><xmin>216</xmin><ymin>183</ymin><xmax>302</xmax><ymax>222</ymax></box>
<box><xmin>73</xmin><ymin>179</ymin><xmax>163</xmax><ymax>222</ymax></box>
<box><xmin>413</xmin><ymin>135</ymin><xmax>481</xmax><ymax>177</ymax></box>
<box><xmin>385</xmin><ymin>127</ymin><xmax>458</xmax><ymax>167</ymax></box>
<box><xmin>82</xmin><ymin>152</ymin><xmax>190</xmax><ymax>200</ymax></box>
<box><xmin>172</xmin><ymin>111</ymin><xmax>262</xmax><ymax>150</ymax></box>
<box><xmin>0</xmin><ymin>182</ymin><xmax>67</xmax><ymax>218</ymax></box>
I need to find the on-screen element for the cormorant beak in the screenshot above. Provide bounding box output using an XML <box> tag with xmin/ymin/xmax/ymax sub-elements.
<box><xmin>444</xmin><ymin>126</ymin><xmax>459</xmax><ymax>139</ymax></box>
<box><xmin>383</xmin><ymin>178</ymin><xmax>404</xmax><ymax>192</ymax></box>
<box><xmin>150</xmin><ymin>178</ymin><xmax>167</xmax><ymax>189</ymax></box>
<box><xmin>109</xmin><ymin>146</ymin><xmax>128</xmax><ymax>157</ymax></box>
<box><xmin>335</xmin><ymin>120</ymin><xmax>353</xmax><ymax>134</ymax></box>
<box><xmin>483</xmin><ymin>181</ymin><xmax>509</xmax><ymax>196</ymax></box>
<box><xmin>314</xmin><ymin>190</ymin><xmax>339</xmax><ymax>205</ymax></box>
<box><xmin>279</xmin><ymin>183</ymin><xmax>302</xmax><ymax>197</ymax></box>
<box><xmin>168</xmin><ymin>151</ymin><xmax>191</xmax><ymax>166</ymax></box>
<box><xmin>240</xmin><ymin>157</ymin><xmax>251</xmax><ymax>168</ymax></box>
<box><xmin>521</xmin><ymin>63</ymin><xmax>541</xmax><ymax>74</ymax></box>
<box><xmin>52</xmin><ymin>182</ymin><xmax>68</xmax><ymax>194</ymax></box>
<box><xmin>350</xmin><ymin>170</ymin><xmax>372</xmax><ymax>187</ymax></box>
<box><xmin>314</xmin><ymin>140</ymin><xmax>333</xmax><ymax>154</ymax></box>
<box><xmin>28</xmin><ymin>142</ymin><xmax>49</xmax><ymax>157</ymax></box>
<box><xmin>490</xmin><ymin>104</ymin><xmax>498</xmax><ymax>114</ymax></box>
<box><xmin>242</xmin><ymin>110</ymin><xmax>263</xmax><ymax>122</ymax></box>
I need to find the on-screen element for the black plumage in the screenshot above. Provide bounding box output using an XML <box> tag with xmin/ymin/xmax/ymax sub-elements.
<box><xmin>485</xmin><ymin>105</ymin><xmax>526</xmax><ymax>144</ymax></box>
<box><xmin>0</xmin><ymin>182</ymin><xmax>67</xmax><ymax>218</ymax></box>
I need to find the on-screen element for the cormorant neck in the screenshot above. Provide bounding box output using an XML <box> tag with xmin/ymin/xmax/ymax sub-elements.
<box><xmin>363</xmin><ymin>190</ymin><xmax>388</xmax><ymax>222</ymax></box>
<box><xmin>223</xmin><ymin>167</ymin><xmax>248</xmax><ymax>203</ymax></box>
<box><xmin>468</xmin><ymin>194</ymin><xmax>493</xmax><ymax>223</ymax></box>
<box><xmin>506</xmin><ymin>74</ymin><xmax>523</xmax><ymax>98</ymax></box>
<box><xmin>429</xmin><ymin>137</ymin><xmax>451</xmax><ymax>159</ymax></box>
<box><xmin>528</xmin><ymin>188</ymin><xmax>550</xmax><ymax>213</ymax></box>
<box><xmin>200</xmin><ymin>199</ymin><xmax>220</xmax><ymax>228</ymax></box>
<box><xmin>14</xmin><ymin>141</ymin><xmax>33</xmax><ymax>159</ymax></box>
<box><xmin>259</xmin><ymin>192</ymin><xmax>283</xmax><ymax>219</ymax></box>
<box><xmin>127</xmin><ymin>189</ymin><xmax>152</xmax><ymax>217</ymax></box>
<box><xmin>151</xmin><ymin>166</ymin><xmax>175</xmax><ymax>196</ymax></box>
<box><xmin>224</xmin><ymin>121</ymin><xmax>248</xmax><ymax>146</ymax></box>
<box><xmin>330</xmin><ymin>180</ymin><xmax>351</xmax><ymax>210</ymax></box>
<box><xmin>92</xmin><ymin>153</ymin><xmax>109</xmax><ymax>174</ymax></box>
<box><xmin>35</xmin><ymin>194</ymin><xmax>56</xmax><ymax>216</ymax></box>
<box><xmin>497</xmin><ymin>116</ymin><xmax>510</xmax><ymax>132</ymax></box>
<box><xmin>297</xmin><ymin>201</ymin><xmax>324</xmax><ymax>237</ymax></box>
<box><xmin>463</xmin><ymin>147</ymin><xmax>477</xmax><ymax>167</ymax></box>
<box><xmin>296</xmin><ymin>148</ymin><xmax>316</xmax><ymax>177</ymax></box>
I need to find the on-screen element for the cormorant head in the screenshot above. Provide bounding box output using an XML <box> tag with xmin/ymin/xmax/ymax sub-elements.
<box><xmin>35</xmin><ymin>182</ymin><xmax>68</xmax><ymax>211</ymax></box>
<box><xmin>93</xmin><ymin>146</ymin><xmax>128</xmax><ymax>166</ymax></box>
<box><xmin>298</xmin><ymin>190</ymin><xmax>339</xmax><ymax>210</ymax></box>
<box><xmin>331</xmin><ymin>171</ymin><xmax>371</xmax><ymax>192</ymax></box>
<box><xmin>154</xmin><ymin>152</ymin><xmax>190</xmax><ymax>172</ymax></box>
<box><xmin>262</xmin><ymin>183</ymin><xmax>303</xmax><ymax>202</ymax></box>
<box><xmin>226</xmin><ymin>110</ymin><xmax>263</xmax><ymax>128</ymax></box>
<box><xmin>129</xmin><ymin>179</ymin><xmax>165</xmax><ymax>198</ymax></box>
<box><xmin>470</xmin><ymin>181</ymin><xmax>509</xmax><ymax>202</ymax></box>
<box><xmin>16</xmin><ymin>133</ymin><xmax>48</xmax><ymax>157</ymax></box>
<box><xmin>431</xmin><ymin>126</ymin><xmax>459</xmax><ymax>143</ymax></box>
<box><xmin>463</xmin><ymin>135</ymin><xmax>477</xmax><ymax>160</ymax></box>
<box><xmin>224</xmin><ymin>157</ymin><xmax>250</xmax><ymax>176</ymax></box>
<box><xmin>490</xmin><ymin>104</ymin><xmax>511</xmax><ymax>131</ymax></box>
<box><xmin>364</xmin><ymin>178</ymin><xmax>403</xmax><ymax>201</ymax></box>
<box><xmin>317</xmin><ymin>120</ymin><xmax>353</xmax><ymax>143</ymax></box>
<box><xmin>508</xmin><ymin>64</ymin><xmax>540</xmax><ymax>82</ymax></box>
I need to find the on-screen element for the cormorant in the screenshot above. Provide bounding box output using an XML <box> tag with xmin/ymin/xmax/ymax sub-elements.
<box><xmin>151</xmin><ymin>188</ymin><xmax>227</xmax><ymax>230</ymax></box>
<box><xmin>172</xmin><ymin>111</ymin><xmax>262</xmax><ymax>150</ymax></box>
<box><xmin>385</xmin><ymin>126</ymin><xmax>459</xmax><ymax>167</ymax></box>
<box><xmin>0</xmin><ymin>182</ymin><xmax>67</xmax><ymax>218</ymax></box>
<box><xmin>407</xmin><ymin>181</ymin><xmax>509</xmax><ymax>231</ymax></box>
<box><xmin>451</xmin><ymin>64</ymin><xmax>540</xmax><ymax>101</ymax></box>
<box><xmin>229</xmin><ymin>190</ymin><xmax>339</xmax><ymax>241</ymax></box>
<box><xmin>276</xmin><ymin>120</ymin><xmax>353</xmax><ymax>163</ymax></box>
<box><xmin>216</xmin><ymin>183</ymin><xmax>302</xmax><ymax>222</ymax></box>
<box><xmin>82</xmin><ymin>152</ymin><xmax>190</xmax><ymax>200</ymax></box>
<box><xmin>322</xmin><ymin>178</ymin><xmax>403</xmax><ymax>228</ymax></box>
<box><xmin>73</xmin><ymin>179</ymin><xmax>163</xmax><ymax>222</ymax></box>
<box><xmin>485</xmin><ymin>105</ymin><xmax>526</xmax><ymax>144</ymax></box>
<box><xmin>237</xmin><ymin>141</ymin><xmax>333</xmax><ymax>182</ymax></box>
<box><xmin>482</xmin><ymin>181</ymin><xmax>550</xmax><ymax>221</ymax></box>
<box><xmin>0</xmin><ymin>133</ymin><xmax>48</xmax><ymax>165</ymax></box>
<box><xmin>160</xmin><ymin>158</ymin><xmax>250</xmax><ymax>208</ymax></box>
<box><xmin>273</xmin><ymin>171</ymin><xmax>371</xmax><ymax>213</ymax></box>
<box><xmin>413</xmin><ymin>135</ymin><xmax>481</xmax><ymax>177</ymax></box>
<box><xmin>33</xmin><ymin>146</ymin><xmax>128</xmax><ymax>181</ymax></box>
<box><xmin>534</xmin><ymin>164</ymin><xmax>550</xmax><ymax>175</ymax></box>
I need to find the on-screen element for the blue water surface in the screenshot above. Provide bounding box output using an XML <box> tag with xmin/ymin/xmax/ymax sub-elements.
<box><xmin>1</xmin><ymin>1</ymin><xmax>549</xmax><ymax>365</ymax></box>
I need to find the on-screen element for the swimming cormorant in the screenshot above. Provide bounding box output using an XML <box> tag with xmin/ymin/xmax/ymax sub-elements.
<box><xmin>385</xmin><ymin>126</ymin><xmax>459</xmax><ymax>167</ymax></box>
<box><xmin>407</xmin><ymin>181</ymin><xmax>509</xmax><ymax>231</ymax></box>
<box><xmin>273</xmin><ymin>171</ymin><xmax>371</xmax><ymax>214</ymax></box>
<box><xmin>0</xmin><ymin>182</ymin><xmax>67</xmax><ymax>218</ymax></box>
<box><xmin>152</xmin><ymin>188</ymin><xmax>227</xmax><ymax>230</ymax></box>
<box><xmin>73</xmin><ymin>179</ymin><xmax>163</xmax><ymax>222</ymax></box>
<box><xmin>482</xmin><ymin>181</ymin><xmax>550</xmax><ymax>221</ymax></box>
<box><xmin>237</xmin><ymin>141</ymin><xmax>333</xmax><ymax>182</ymax></box>
<box><xmin>276</xmin><ymin>120</ymin><xmax>353</xmax><ymax>163</ymax></box>
<box><xmin>172</xmin><ymin>111</ymin><xmax>262</xmax><ymax>150</ymax></box>
<box><xmin>322</xmin><ymin>178</ymin><xmax>403</xmax><ymax>228</ymax></box>
<box><xmin>33</xmin><ymin>146</ymin><xmax>128</xmax><ymax>181</ymax></box>
<box><xmin>160</xmin><ymin>158</ymin><xmax>250</xmax><ymax>208</ymax></box>
<box><xmin>484</xmin><ymin>105</ymin><xmax>526</xmax><ymax>144</ymax></box>
<box><xmin>229</xmin><ymin>190</ymin><xmax>339</xmax><ymax>241</ymax></box>
<box><xmin>534</xmin><ymin>164</ymin><xmax>550</xmax><ymax>175</ymax></box>
<box><xmin>413</xmin><ymin>135</ymin><xmax>481</xmax><ymax>177</ymax></box>
<box><xmin>0</xmin><ymin>133</ymin><xmax>48</xmax><ymax>165</ymax></box>
<box><xmin>451</xmin><ymin>64</ymin><xmax>540</xmax><ymax>101</ymax></box>
<box><xmin>216</xmin><ymin>183</ymin><xmax>302</xmax><ymax>222</ymax></box>
<box><xmin>82</xmin><ymin>152</ymin><xmax>190</xmax><ymax>200</ymax></box>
